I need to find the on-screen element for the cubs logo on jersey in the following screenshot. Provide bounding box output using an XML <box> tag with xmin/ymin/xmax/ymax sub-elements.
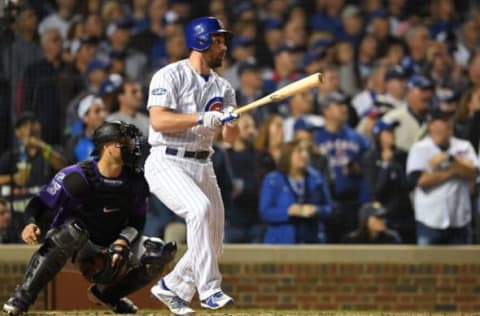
<box><xmin>204</xmin><ymin>97</ymin><xmax>223</xmax><ymax>112</ymax></box>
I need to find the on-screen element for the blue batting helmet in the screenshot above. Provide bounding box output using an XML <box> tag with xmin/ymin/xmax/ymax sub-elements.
<box><xmin>185</xmin><ymin>17</ymin><xmax>233</xmax><ymax>51</ymax></box>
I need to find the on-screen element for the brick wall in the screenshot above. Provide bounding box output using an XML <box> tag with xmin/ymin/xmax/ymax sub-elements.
<box><xmin>221</xmin><ymin>262</ymin><xmax>480</xmax><ymax>312</ymax></box>
<box><xmin>2</xmin><ymin>245</ymin><xmax>480</xmax><ymax>312</ymax></box>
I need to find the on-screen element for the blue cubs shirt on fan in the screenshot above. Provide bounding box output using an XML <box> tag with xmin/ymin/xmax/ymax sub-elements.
<box><xmin>314</xmin><ymin>126</ymin><xmax>370</xmax><ymax>199</ymax></box>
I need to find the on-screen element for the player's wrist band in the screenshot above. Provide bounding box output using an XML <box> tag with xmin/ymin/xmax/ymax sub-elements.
<box><xmin>119</xmin><ymin>226</ymin><xmax>138</xmax><ymax>244</ymax></box>
<box><xmin>197</xmin><ymin>112</ymin><xmax>204</xmax><ymax>125</ymax></box>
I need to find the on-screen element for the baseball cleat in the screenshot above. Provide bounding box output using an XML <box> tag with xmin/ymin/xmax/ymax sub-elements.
<box><xmin>200</xmin><ymin>291</ymin><xmax>234</xmax><ymax>310</ymax></box>
<box><xmin>87</xmin><ymin>284</ymin><xmax>138</xmax><ymax>314</ymax></box>
<box><xmin>150</xmin><ymin>279</ymin><xmax>195</xmax><ymax>316</ymax></box>
<box><xmin>3</xmin><ymin>297</ymin><xmax>28</xmax><ymax>316</ymax></box>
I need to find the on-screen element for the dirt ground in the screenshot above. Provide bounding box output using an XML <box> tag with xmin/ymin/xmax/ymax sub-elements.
<box><xmin>24</xmin><ymin>311</ymin><xmax>480</xmax><ymax>316</ymax></box>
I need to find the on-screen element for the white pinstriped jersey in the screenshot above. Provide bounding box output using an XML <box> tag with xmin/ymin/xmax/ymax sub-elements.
<box><xmin>147</xmin><ymin>59</ymin><xmax>236</xmax><ymax>152</ymax></box>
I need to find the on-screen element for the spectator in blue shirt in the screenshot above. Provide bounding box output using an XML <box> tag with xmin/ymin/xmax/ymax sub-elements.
<box><xmin>314</xmin><ymin>92</ymin><xmax>370</xmax><ymax>243</ymax></box>
<box><xmin>259</xmin><ymin>139</ymin><xmax>332</xmax><ymax>244</ymax></box>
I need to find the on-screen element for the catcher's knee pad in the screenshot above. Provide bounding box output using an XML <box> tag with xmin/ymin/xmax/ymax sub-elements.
<box><xmin>48</xmin><ymin>219</ymin><xmax>89</xmax><ymax>256</ymax></box>
<box><xmin>141</xmin><ymin>237</ymin><xmax>177</xmax><ymax>276</ymax></box>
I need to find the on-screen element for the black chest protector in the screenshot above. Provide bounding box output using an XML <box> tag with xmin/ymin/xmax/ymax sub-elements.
<box><xmin>78</xmin><ymin>161</ymin><xmax>137</xmax><ymax>246</ymax></box>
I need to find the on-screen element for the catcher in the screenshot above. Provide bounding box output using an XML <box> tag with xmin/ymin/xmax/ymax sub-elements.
<box><xmin>3</xmin><ymin>121</ymin><xmax>177</xmax><ymax>315</ymax></box>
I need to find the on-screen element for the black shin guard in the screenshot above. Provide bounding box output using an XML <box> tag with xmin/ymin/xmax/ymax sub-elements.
<box><xmin>10</xmin><ymin>221</ymin><xmax>88</xmax><ymax>310</ymax></box>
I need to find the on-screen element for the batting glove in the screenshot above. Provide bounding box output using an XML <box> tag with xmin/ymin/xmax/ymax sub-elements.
<box><xmin>220</xmin><ymin>106</ymin><xmax>240</xmax><ymax>126</ymax></box>
<box><xmin>197</xmin><ymin>111</ymin><xmax>224</xmax><ymax>127</ymax></box>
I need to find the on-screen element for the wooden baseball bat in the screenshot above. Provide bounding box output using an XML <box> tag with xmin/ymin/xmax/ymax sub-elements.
<box><xmin>234</xmin><ymin>72</ymin><xmax>324</xmax><ymax>114</ymax></box>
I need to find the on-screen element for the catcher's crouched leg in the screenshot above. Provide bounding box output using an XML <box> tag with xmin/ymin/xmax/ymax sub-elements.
<box><xmin>3</xmin><ymin>220</ymin><xmax>88</xmax><ymax>316</ymax></box>
<box><xmin>86</xmin><ymin>237</ymin><xmax>177</xmax><ymax>314</ymax></box>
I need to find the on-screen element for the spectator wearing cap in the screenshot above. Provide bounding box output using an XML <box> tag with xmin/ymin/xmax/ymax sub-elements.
<box><xmin>335</xmin><ymin>5</ymin><xmax>363</xmax><ymax>46</ymax></box>
<box><xmin>314</xmin><ymin>92</ymin><xmax>370</xmax><ymax>243</ymax></box>
<box><xmin>407</xmin><ymin>108</ymin><xmax>477</xmax><ymax>245</ymax></box>
<box><xmin>235</xmin><ymin>61</ymin><xmax>269</xmax><ymax>124</ymax></box>
<box><xmin>375</xmin><ymin>66</ymin><xmax>408</xmax><ymax>109</ymax></box>
<box><xmin>98</xmin><ymin>73</ymin><xmax>124</xmax><ymax>113</ymax></box>
<box><xmin>63</xmin><ymin>78</ymin><xmax>111</xmax><ymax>141</ymax></box>
<box><xmin>0</xmin><ymin>113</ymin><xmax>67</xmax><ymax>229</ymax></box>
<box><xmin>454</xmin><ymin>87</ymin><xmax>480</xmax><ymax>153</ymax></box>
<box><xmin>38</xmin><ymin>0</ymin><xmax>81</xmax><ymax>39</ymax></box>
<box><xmin>107</xmin><ymin>79</ymin><xmax>149</xmax><ymax>137</ymax></box>
<box><xmin>355</xmin><ymin>99</ymin><xmax>395</xmax><ymax>143</ymax></box>
<box><xmin>21</xmin><ymin>29</ymin><xmax>65</xmax><ymax>145</ymax></box>
<box><xmin>341</xmin><ymin>201</ymin><xmax>402</xmax><ymax>244</ymax></box>
<box><xmin>108</xmin><ymin>50</ymin><xmax>127</xmax><ymax>75</ymax></box>
<box><xmin>259</xmin><ymin>139</ymin><xmax>332</xmax><ymax>244</ymax></box>
<box><xmin>361</xmin><ymin>119</ymin><xmax>416</xmax><ymax>243</ymax></box>
<box><xmin>234</xmin><ymin>1</ymin><xmax>256</xmax><ymax>22</ymax></box>
<box><xmin>384</xmin><ymin>75</ymin><xmax>434</xmax><ymax>151</ymax></box>
<box><xmin>65</xmin><ymin>95</ymin><xmax>106</xmax><ymax>163</ymax></box>
<box><xmin>301</xmin><ymin>49</ymin><xmax>324</xmax><ymax>75</ymax></box>
<box><xmin>85</xmin><ymin>58</ymin><xmax>109</xmax><ymax>93</ymax></box>
<box><xmin>223</xmin><ymin>37</ymin><xmax>256</xmax><ymax>90</ymax></box>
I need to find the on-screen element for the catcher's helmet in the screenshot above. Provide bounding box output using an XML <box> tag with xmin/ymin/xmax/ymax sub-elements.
<box><xmin>91</xmin><ymin>121</ymin><xmax>142</xmax><ymax>166</ymax></box>
<box><xmin>185</xmin><ymin>16</ymin><xmax>233</xmax><ymax>51</ymax></box>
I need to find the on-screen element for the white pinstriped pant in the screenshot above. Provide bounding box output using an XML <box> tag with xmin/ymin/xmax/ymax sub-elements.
<box><xmin>144</xmin><ymin>148</ymin><xmax>224</xmax><ymax>302</ymax></box>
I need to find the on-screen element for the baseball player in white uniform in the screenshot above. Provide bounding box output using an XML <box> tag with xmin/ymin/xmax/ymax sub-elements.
<box><xmin>144</xmin><ymin>17</ymin><xmax>239</xmax><ymax>315</ymax></box>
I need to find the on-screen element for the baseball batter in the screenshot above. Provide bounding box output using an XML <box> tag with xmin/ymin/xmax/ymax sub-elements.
<box><xmin>145</xmin><ymin>17</ymin><xmax>239</xmax><ymax>315</ymax></box>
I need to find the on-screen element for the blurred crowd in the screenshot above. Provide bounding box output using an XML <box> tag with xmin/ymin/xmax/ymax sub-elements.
<box><xmin>1</xmin><ymin>0</ymin><xmax>480</xmax><ymax>245</ymax></box>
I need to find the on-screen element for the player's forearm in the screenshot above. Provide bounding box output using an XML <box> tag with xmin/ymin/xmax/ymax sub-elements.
<box><xmin>150</xmin><ymin>108</ymin><xmax>198</xmax><ymax>132</ymax></box>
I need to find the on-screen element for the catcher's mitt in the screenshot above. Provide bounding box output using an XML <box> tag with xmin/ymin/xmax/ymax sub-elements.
<box><xmin>80</xmin><ymin>243</ymin><xmax>131</xmax><ymax>284</ymax></box>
